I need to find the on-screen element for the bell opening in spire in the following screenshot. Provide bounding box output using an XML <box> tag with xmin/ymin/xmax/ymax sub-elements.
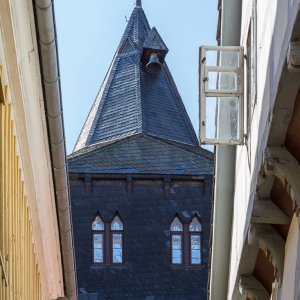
<box><xmin>146</xmin><ymin>53</ymin><xmax>162</xmax><ymax>74</ymax></box>
<box><xmin>135</xmin><ymin>0</ymin><xmax>142</xmax><ymax>7</ymax></box>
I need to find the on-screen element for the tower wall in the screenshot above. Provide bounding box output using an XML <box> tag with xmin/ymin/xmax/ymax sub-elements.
<box><xmin>70</xmin><ymin>174</ymin><xmax>212</xmax><ymax>299</ymax></box>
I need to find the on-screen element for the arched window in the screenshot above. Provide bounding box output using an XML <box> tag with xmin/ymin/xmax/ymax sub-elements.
<box><xmin>91</xmin><ymin>213</ymin><xmax>125</xmax><ymax>265</ymax></box>
<box><xmin>111</xmin><ymin>216</ymin><xmax>124</xmax><ymax>264</ymax></box>
<box><xmin>189</xmin><ymin>217</ymin><xmax>202</xmax><ymax>265</ymax></box>
<box><xmin>170</xmin><ymin>214</ymin><xmax>203</xmax><ymax>266</ymax></box>
<box><xmin>170</xmin><ymin>217</ymin><xmax>183</xmax><ymax>264</ymax></box>
<box><xmin>92</xmin><ymin>215</ymin><xmax>104</xmax><ymax>264</ymax></box>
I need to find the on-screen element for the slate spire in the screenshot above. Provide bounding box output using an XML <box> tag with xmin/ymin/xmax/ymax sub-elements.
<box><xmin>74</xmin><ymin>4</ymin><xmax>198</xmax><ymax>152</ymax></box>
<box><xmin>135</xmin><ymin>0</ymin><xmax>142</xmax><ymax>7</ymax></box>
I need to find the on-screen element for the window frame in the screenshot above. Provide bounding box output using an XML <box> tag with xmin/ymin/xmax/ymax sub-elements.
<box><xmin>199</xmin><ymin>45</ymin><xmax>245</xmax><ymax>145</ymax></box>
<box><xmin>170</xmin><ymin>215</ymin><xmax>203</xmax><ymax>267</ymax></box>
<box><xmin>91</xmin><ymin>212</ymin><xmax>125</xmax><ymax>266</ymax></box>
<box><xmin>170</xmin><ymin>216</ymin><xmax>184</xmax><ymax>265</ymax></box>
<box><xmin>110</xmin><ymin>214</ymin><xmax>124</xmax><ymax>265</ymax></box>
<box><xmin>91</xmin><ymin>214</ymin><xmax>105</xmax><ymax>265</ymax></box>
<box><xmin>188</xmin><ymin>217</ymin><xmax>203</xmax><ymax>266</ymax></box>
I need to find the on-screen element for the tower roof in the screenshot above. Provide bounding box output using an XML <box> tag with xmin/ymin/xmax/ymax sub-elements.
<box><xmin>74</xmin><ymin>5</ymin><xmax>198</xmax><ymax>152</ymax></box>
<box><xmin>69</xmin><ymin>134</ymin><xmax>213</xmax><ymax>175</ymax></box>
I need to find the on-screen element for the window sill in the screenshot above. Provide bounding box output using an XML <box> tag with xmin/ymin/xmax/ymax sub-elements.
<box><xmin>170</xmin><ymin>265</ymin><xmax>205</xmax><ymax>270</ymax></box>
<box><xmin>90</xmin><ymin>264</ymin><xmax>128</xmax><ymax>270</ymax></box>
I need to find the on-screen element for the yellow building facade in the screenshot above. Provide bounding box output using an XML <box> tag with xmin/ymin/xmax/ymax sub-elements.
<box><xmin>1</xmin><ymin>84</ymin><xmax>42</xmax><ymax>299</ymax></box>
<box><xmin>0</xmin><ymin>0</ymin><xmax>76</xmax><ymax>299</ymax></box>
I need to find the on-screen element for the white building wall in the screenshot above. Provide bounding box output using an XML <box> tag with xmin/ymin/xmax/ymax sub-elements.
<box><xmin>227</xmin><ymin>0</ymin><xmax>300</xmax><ymax>298</ymax></box>
<box><xmin>280</xmin><ymin>216</ymin><xmax>299</xmax><ymax>299</ymax></box>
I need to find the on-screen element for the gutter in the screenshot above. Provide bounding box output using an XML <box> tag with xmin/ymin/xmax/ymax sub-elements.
<box><xmin>33</xmin><ymin>0</ymin><xmax>77</xmax><ymax>299</ymax></box>
<box><xmin>216</xmin><ymin>0</ymin><xmax>222</xmax><ymax>45</ymax></box>
<box><xmin>208</xmin><ymin>0</ymin><xmax>242</xmax><ymax>299</ymax></box>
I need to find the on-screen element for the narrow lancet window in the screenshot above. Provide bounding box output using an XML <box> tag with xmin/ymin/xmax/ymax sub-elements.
<box><xmin>170</xmin><ymin>217</ymin><xmax>183</xmax><ymax>264</ymax></box>
<box><xmin>189</xmin><ymin>217</ymin><xmax>202</xmax><ymax>265</ymax></box>
<box><xmin>111</xmin><ymin>216</ymin><xmax>123</xmax><ymax>263</ymax></box>
<box><xmin>92</xmin><ymin>215</ymin><xmax>104</xmax><ymax>264</ymax></box>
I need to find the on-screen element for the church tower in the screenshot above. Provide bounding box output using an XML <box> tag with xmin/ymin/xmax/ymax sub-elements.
<box><xmin>68</xmin><ymin>2</ymin><xmax>213</xmax><ymax>299</ymax></box>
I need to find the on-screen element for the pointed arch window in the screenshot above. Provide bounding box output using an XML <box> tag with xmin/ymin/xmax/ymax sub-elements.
<box><xmin>170</xmin><ymin>215</ymin><xmax>203</xmax><ymax>266</ymax></box>
<box><xmin>189</xmin><ymin>217</ymin><xmax>202</xmax><ymax>265</ymax></box>
<box><xmin>92</xmin><ymin>215</ymin><xmax>105</xmax><ymax>264</ymax></box>
<box><xmin>170</xmin><ymin>217</ymin><xmax>183</xmax><ymax>264</ymax></box>
<box><xmin>111</xmin><ymin>216</ymin><xmax>124</xmax><ymax>264</ymax></box>
<box><xmin>91</xmin><ymin>213</ymin><xmax>124</xmax><ymax>265</ymax></box>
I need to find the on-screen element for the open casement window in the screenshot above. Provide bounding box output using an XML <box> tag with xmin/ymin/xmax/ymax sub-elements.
<box><xmin>199</xmin><ymin>46</ymin><xmax>245</xmax><ymax>145</ymax></box>
<box><xmin>92</xmin><ymin>215</ymin><xmax>105</xmax><ymax>264</ymax></box>
<box><xmin>111</xmin><ymin>216</ymin><xmax>124</xmax><ymax>264</ymax></box>
<box><xmin>189</xmin><ymin>217</ymin><xmax>202</xmax><ymax>265</ymax></box>
<box><xmin>170</xmin><ymin>217</ymin><xmax>183</xmax><ymax>265</ymax></box>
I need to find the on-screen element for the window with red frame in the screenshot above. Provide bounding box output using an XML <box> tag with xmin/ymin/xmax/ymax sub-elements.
<box><xmin>111</xmin><ymin>216</ymin><xmax>124</xmax><ymax>264</ymax></box>
<box><xmin>170</xmin><ymin>217</ymin><xmax>184</xmax><ymax>264</ymax></box>
<box><xmin>92</xmin><ymin>215</ymin><xmax>105</xmax><ymax>264</ymax></box>
<box><xmin>189</xmin><ymin>217</ymin><xmax>202</xmax><ymax>265</ymax></box>
<box><xmin>170</xmin><ymin>215</ymin><xmax>202</xmax><ymax>266</ymax></box>
<box><xmin>92</xmin><ymin>213</ymin><xmax>124</xmax><ymax>265</ymax></box>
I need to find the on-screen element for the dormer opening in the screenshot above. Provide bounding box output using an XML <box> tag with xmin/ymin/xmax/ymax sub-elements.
<box><xmin>141</xmin><ymin>27</ymin><xmax>169</xmax><ymax>75</ymax></box>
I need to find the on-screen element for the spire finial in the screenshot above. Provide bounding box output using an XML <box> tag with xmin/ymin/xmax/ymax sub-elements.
<box><xmin>135</xmin><ymin>0</ymin><xmax>142</xmax><ymax>7</ymax></box>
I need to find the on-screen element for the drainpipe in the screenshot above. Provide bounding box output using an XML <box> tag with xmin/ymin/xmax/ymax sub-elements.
<box><xmin>33</xmin><ymin>0</ymin><xmax>77</xmax><ymax>299</ymax></box>
<box><xmin>209</xmin><ymin>0</ymin><xmax>242</xmax><ymax>299</ymax></box>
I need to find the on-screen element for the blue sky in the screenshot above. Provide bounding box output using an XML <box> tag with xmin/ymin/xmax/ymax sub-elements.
<box><xmin>55</xmin><ymin>0</ymin><xmax>218</xmax><ymax>154</ymax></box>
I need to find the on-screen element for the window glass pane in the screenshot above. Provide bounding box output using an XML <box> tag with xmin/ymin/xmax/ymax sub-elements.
<box><xmin>206</xmin><ymin>50</ymin><xmax>239</xmax><ymax>67</ymax></box>
<box><xmin>172</xmin><ymin>235</ymin><xmax>182</xmax><ymax>264</ymax></box>
<box><xmin>191</xmin><ymin>235</ymin><xmax>201</xmax><ymax>249</ymax></box>
<box><xmin>92</xmin><ymin>216</ymin><xmax>104</xmax><ymax>230</ymax></box>
<box><xmin>191</xmin><ymin>250</ymin><xmax>201</xmax><ymax>264</ymax></box>
<box><xmin>205</xmin><ymin>96</ymin><xmax>240</xmax><ymax>141</ymax></box>
<box><xmin>112</xmin><ymin>234</ymin><xmax>123</xmax><ymax>263</ymax></box>
<box><xmin>111</xmin><ymin>216</ymin><xmax>123</xmax><ymax>230</ymax></box>
<box><xmin>93</xmin><ymin>234</ymin><xmax>103</xmax><ymax>263</ymax></box>
<box><xmin>170</xmin><ymin>217</ymin><xmax>183</xmax><ymax>231</ymax></box>
<box><xmin>191</xmin><ymin>235</ymin><xmax>201</xmax><ymax>265</ymax></box>
<box><xmin>172</xmin><ymin>250</ymin><xmax>182</xmax><ymax>264</ymax></box>
<box><xmin>189</xmin><ymin>218</ymin><xmax>202</xmax><ymax>232</ymax></box>
<box><xmin>207</xmin><ymin>71</ymin><xmax>237</xmax><ymax>91</ymax></box>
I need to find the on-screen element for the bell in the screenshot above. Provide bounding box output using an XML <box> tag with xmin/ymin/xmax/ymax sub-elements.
<box><xmin>146</xmin><ymin>53</ymin><xmax>162</xmax><ymax>74</ymax></box>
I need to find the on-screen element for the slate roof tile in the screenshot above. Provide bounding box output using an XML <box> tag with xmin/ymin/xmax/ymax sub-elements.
<box><xmin>69</xmin><ymin>134</ymin><xmax>213</xmax><ymax>175</ymax></box>
<box><xmin>143</xmin><ymin>27</ymin><xmax>169</xmax><ymax>52</ymax></box>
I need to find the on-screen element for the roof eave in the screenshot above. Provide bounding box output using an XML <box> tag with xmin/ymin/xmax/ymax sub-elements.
<box><xmin>33</xmin><ymin>0</ymin><xmax>77</xmax><ymax>299</ymax></box>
